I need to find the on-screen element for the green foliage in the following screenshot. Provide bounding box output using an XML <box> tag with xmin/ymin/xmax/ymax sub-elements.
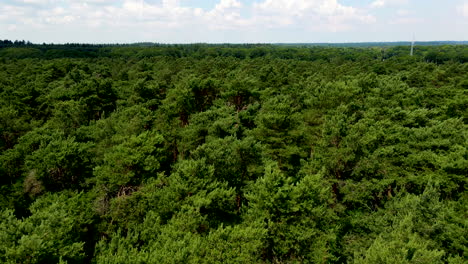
<box><xmin>25</xmin><ymin>136</ymin><xmax>93</xmax><ymax>192</ymax></box>
<box><xmin>353</xmin><ymin>186</ymin><xmax>465</xmax><ymax>264</ymax></box>
<box><xmin>94</xmin><ymin>131</ymin><xmax>165</xmax><ymax>196</ymax></box>
<box><xmin>246</xmin><ymin>162</ymin><xmax>337</xmax><ymax>262</ymax></box>
<box><xmin>0</xmin><ymin>44</ymin><xmax>466</xmax><ymax>263</ymax></box>
<box><xmin>0</xmin><ymin>192</ymin><xmax>96</xmax><ymax>264</ymax></box>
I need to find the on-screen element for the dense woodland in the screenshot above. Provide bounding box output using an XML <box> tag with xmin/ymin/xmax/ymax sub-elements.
<box><xmin>0</xmin><ymin>43</ymin><xmax>467</xmax><ymax>263</ymax></box>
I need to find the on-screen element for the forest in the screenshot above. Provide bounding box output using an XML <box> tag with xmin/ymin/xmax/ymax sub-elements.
<box><xmin>0</xmin><ymin>43</ymin><xmax>467</xmax><ymax>263</ymax></box>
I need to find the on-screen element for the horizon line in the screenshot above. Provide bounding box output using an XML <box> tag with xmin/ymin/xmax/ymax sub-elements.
<box><xmin>2</xmin><ymin>40</ymin><xmax>468</xmax><ymax>45</ymax></box>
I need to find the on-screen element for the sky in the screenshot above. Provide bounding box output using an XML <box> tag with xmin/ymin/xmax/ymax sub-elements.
<box><xmin>1</xmin><ymin>0</ymin><xmax>467</xmax><ymax>43</ymax></box>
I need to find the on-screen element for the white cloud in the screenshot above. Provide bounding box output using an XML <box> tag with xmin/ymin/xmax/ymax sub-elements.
<box><xmin>370</xmin><ymin>0</ymin><xmax>408</xmax><ymax>8</ymax></box>
<box><xmin>3</xmin><ymin>0</ymin><xmax>374</xmax><ymax>31</ymax></box>
<box><xmin>1</xmin><ymin>0</ymin><xmax>377</xmax><ymax>42</ymax></box>
<box><xmin>370</xmin><ymin>0</ymin><xmax>385</xmax><ymax>8</ymax></box>
<box><xmin>16</xmin><ymin>0</ymin><xmax>52</xmax><ymax>4</ymax></box>
<box><xmin>82</xmin><ymin>0</ymin><xmax>115</xmax><ymax>3</ymax></box>
<box><xmin>204</xmin><ymin>0</ymin><xmax>248</xmax><ymax>29</ymax></box>
<box><xmin>214</xmin><ymin>0</ymin><xmax>242</xmax><ymax>10</ymax></box>
<box><xmin>460</xmin><ymin>2</ymin><xmax>468</xmax><ymax>17</ymax></box>
<box><xmin>7</xmin><ymin>24</ymin><xmax>18</xmax><ymax>31</ymax></box>
<box><xmin>396</xmin><ymin>9</ymin><xmax>410</xmax><ymax>16</ymax></box>
<box><xmin>254</xmin><ymin>0</ymin><xmax>352</xmax><ymax>16</ymax></box>
<box><xmin>252</xmin><ymin>0</ymin><xmax>375</xmax><ymax>31</ymax></box>
<box><xmin>389</xmin><ymin>17</ymin><xmax>423</xmax><ymax>25</ymax></box>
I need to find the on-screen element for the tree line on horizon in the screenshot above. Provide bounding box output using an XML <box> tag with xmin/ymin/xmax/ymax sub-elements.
<box><xmin>1</xmin><ymin>39</ymin><xmax>468</xmax><ymax>64</ymax></box>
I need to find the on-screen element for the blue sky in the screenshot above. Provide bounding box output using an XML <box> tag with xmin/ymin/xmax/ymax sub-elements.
<box><xmin>1</xmin><ymin>0</ymin><xmax>467</xmax><ymax>43</ymax></box>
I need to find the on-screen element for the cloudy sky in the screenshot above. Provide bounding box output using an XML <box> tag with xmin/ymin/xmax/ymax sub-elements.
<box><xmin>1</xmin><ymin>0</ymin><xmax>467</xmax><ymax>43</ymax></box>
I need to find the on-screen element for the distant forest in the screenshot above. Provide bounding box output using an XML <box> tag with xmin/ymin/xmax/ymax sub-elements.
<box><xmin>1</xmin><ymin>39</ymin><xmax>468</xmax><ymax>63</ymax></box>
<box><xmin>0</xmin><ymin>42</ymin><xmax>466</xmax><ymax>263</ymax></box>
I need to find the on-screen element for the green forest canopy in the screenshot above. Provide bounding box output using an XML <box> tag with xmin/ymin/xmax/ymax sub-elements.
<box><xmin>0</xmin><ymin>43</ymin><xmax>467</xmax><ymax>263</ymax></box>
